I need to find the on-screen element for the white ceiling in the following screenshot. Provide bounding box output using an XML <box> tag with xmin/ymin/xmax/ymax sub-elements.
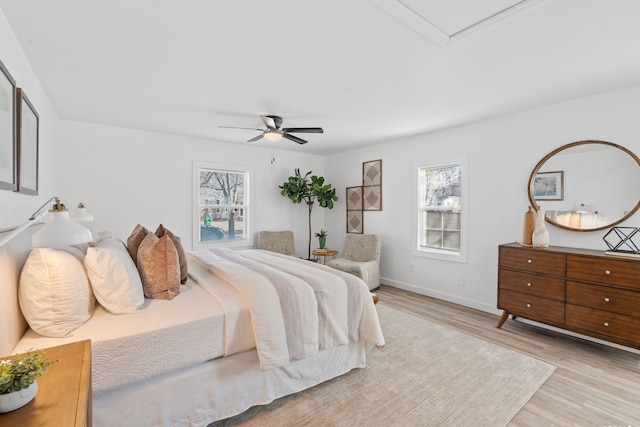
<box><xmin>1</xmin><ymin>0</ymin><xmax>640</xmax><ymax>155</ymax></box>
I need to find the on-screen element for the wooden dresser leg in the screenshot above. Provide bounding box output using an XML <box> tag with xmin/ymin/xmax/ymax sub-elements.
<box><xmin>496</xmin><ymin>311</ymin><xmax>510</xmax><ymax>328</ymax></box>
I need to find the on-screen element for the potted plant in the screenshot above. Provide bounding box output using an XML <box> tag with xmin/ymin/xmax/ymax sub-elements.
<box><xmin>0</xmin><ymin>349</ymin><xmax>57</xmax><ymax>413</ymax></box>
<box><xmin>280</xmin><ymin>169</ymin><xmax>338</xmax><ymax>259</ymax></box>
<box><xmin>315</xmin><ymin>228</ymin><xmax>328</xmax><ymax>249</ymax></box>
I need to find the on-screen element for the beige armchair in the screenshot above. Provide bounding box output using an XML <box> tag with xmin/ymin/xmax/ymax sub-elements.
<box><xmin>256</xmin><ymin>231</ymin><xmax>295</xmax><ymax>256</ymax></box>
<box><xmin>327</xmin><ymin>234</ymin><xmax>380</xmax><ymax>290</ymax></box>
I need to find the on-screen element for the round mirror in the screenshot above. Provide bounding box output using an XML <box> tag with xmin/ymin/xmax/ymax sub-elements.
<box><xmin>528</xmin><ymin>140</ymin><xmax>640</xmax><ymax>232</ymax></box>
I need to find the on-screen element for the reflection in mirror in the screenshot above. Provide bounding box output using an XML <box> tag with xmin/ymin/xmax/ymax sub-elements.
<box><xmin>528</xmin><ymin>140</ymin><xmax>640</xmax><ymax>232</ymax></box>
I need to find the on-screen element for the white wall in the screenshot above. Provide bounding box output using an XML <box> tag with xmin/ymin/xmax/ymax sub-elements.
<box><xmin>325</xmin><ymin>84</ymin><xmax>640</xmax><ymax>313</ymax></box>
<box><xmin>59</xmin><ymin>120</ymin><xmax>326</xmax><ymax>257</ymax></box>
<box><xmin>0</xmin><ymin>10</ymin><xmax>62</xmax><ymax>230</ymax></box>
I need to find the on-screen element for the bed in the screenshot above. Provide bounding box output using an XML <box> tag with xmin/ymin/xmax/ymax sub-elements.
<box><xmin>0</xmin><ymin>228</ymin><xmax>384</xmax><ymax>426</ymax></box>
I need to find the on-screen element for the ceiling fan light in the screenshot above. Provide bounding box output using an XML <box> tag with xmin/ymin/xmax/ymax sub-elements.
<box><xmin>263</xmin><ymin>130</ymin><xmax>282</xmax><ymax>142</ymax></box>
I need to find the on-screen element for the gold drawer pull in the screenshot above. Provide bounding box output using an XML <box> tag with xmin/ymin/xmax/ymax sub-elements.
<box><xmin>605</xmin><ymin>270</ymin><xmax>611</xmax><ymax>275</ymax></box>
<box><xmin>526</xmin><ymin>303</ymin><xmax>531</xmax><ymax>308</ymax></box>
<box><xmin>603</xmin><ymin>322</ymin><xmax>609</xmax><ymax>327</ymax></box>
<box><xmin>604</xmin><ymin>297</ymin><xmax>610</xmax><ymax>302</ymax></box>
<box><xmin>527</xmin><ymin>259</ymin><xmax>532</xmax><ymax>264</ymax></box>
<box><xmin>526</xmin><ymin>282</ymin><xmax>532</xmax><ymax>287</ymax></box>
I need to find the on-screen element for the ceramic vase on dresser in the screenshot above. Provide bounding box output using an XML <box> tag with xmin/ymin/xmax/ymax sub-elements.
<box><xmin>522</xmin><ymin>206</ymin><xmax>535</xmax><ymax>245</ymax></box>
<box><xmin>532</xmin><ymin>209</ymin><xmax>550</xmax><ymax>247</ymax></box>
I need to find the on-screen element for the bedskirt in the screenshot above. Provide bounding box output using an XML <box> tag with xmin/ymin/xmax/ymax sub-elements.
<box><xmin>93</xmin><ymin>340</ymin><xmax>368</xmax><ymax>427</ymax></box>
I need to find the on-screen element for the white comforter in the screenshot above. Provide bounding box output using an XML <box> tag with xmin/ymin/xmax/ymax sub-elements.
<box><xmin>187</xmin><ymin>248</ymin><xmax>385</xmax><ymax>370</ymax></box>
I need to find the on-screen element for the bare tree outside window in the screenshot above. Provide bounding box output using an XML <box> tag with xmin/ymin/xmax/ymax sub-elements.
<box><xmin>420</xmin><ymin>163</ymin><xmax>462</xmax><ymax>251</ymax></box>
<box><xmin>199</xmin><ymin>169</ymin><xmax>246</xmax><ymax>242</ymax></box>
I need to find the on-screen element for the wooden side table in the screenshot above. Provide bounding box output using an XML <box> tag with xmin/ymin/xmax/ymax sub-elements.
<box><xmin>312</xmin><ymin>249</ymin><xmax>339</xmax><ymax>264</ymax></box>
<box><xmin>0</xmin><ymin>340</ymin><xmax>92</xmax><ymax>427</ymax></box>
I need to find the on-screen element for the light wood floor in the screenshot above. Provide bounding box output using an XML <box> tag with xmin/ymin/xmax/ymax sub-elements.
<box><xmin>376</xmin><ymin>285</ymin><xmax>640</xmax><ymax>426</ymax></box>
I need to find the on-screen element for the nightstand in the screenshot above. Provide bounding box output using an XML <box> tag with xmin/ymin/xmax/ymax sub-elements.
<box><xmin>0</xmin><ymin>340</ymin><xmax>92</xmax><ymax>426</ymax></box>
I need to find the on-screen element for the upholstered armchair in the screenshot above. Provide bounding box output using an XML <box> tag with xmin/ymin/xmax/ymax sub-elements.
<box><xmin>327</xmin><ymin>234</ymin><xmax>380</xmax><ymax>290</ymax></box>
<box><xmin>256</xmin><ymin>231</ymin><xmax>296</xmax><ymax>256</ymax></box>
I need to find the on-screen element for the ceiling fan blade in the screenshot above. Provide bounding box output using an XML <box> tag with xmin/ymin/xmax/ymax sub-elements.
<box><xmin>282</xmin><ymin>133</ymin><xmax>308</xmax><ymax>145</ymax></box>
<box><xmin>247</xmin><ymin>134</ymin><xmax>264</xmax><ymax>142</ymax></box>
<box><xmin>219</xmin><ymin>125</ymin><xmax>264</xmax><ymax>131</ymax></box>
<box><xmin>282</xmin><ymin>127</ymin><xmax>324</xmax><ymax>134</ymax></box>
<box><xmin>261</xmin><ymin>115</ymin><xmax>277</xmax><ymax>129</ymax></box>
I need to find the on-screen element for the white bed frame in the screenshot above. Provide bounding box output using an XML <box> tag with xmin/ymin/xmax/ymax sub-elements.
<box><xmin>0</xmin><ymin>228</ymin><xmax>369</xmax><ymax>426</ymax></box>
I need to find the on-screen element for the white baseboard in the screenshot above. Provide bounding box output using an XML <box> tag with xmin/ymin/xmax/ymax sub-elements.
<box><xmin>379</xmin><ymin>277</ymin><xmax>500</xmax><ymax>315</ymax></box>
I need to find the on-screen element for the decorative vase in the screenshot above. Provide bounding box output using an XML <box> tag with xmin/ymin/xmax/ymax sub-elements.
<box><xmin>532</xmin><ymin>209</ymin><xmax>550</xmax><ymax>248</ymax></box>
<box><xmin>318</xmin><ymin>236</ymin><xmax>326</xmax><ymax>249</ymax></box>
<box><xmin>522</xmin><ymin>206</ymin><xmax>535</xmax><ymax>245</ymax></box>
<box><xmin>0</xmin><ymin>381</ymin><xmax>38</xmax><ymax>413</ymax></box>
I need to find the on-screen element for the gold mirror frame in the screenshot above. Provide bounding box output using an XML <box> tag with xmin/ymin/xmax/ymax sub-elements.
<box><xmin>528</xmin><ymin>140</ymin><xmax>640</xmax><ymax>232</ymax></box>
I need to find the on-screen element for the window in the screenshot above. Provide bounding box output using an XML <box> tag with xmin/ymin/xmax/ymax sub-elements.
<box><xmin>414</xmin><ymin>158</ymin><xmax>467</xmax><ymax>262</ymax></box>
<box><xmin>193</xmin><ymin>162</ymin><xmax>251</xmax><ymax>248</ymax></box>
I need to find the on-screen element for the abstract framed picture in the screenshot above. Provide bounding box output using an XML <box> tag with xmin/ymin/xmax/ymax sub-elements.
<box><xmin>532</xmin><ymin>171</ymin><xmax>563</xmax><ymax>201</ymax></box>
<box><xmin>346</xmin><ymin>186</ymin><xmax>363</xmax><ymax>234</ymax></box>
<box><xmin>16</xmin><ymin>88</ymin><xmax>39</xmax><ymax>195</ymax></box>
<box><xmin>362</xmin><ymin>159</ymin><xmax>382</xmax><ymax>210</ymax></box>
<box><xmin>0</xmin><ymin>59</ymin><xmax>17</xmax><ymax>191</ymax></box>
<box><xmin>362</xmin><ymin>159</ymin><xmax>382</xmax><ymax>186</ymax></box>
<box><xmin>347</xmin><ymin>210</ymin><xmax>363</xmax><ymax>234</ymax></box>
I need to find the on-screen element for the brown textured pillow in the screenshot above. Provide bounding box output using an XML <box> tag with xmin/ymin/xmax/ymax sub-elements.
<box><xmin>126</xmin><ymin>224</ymin><xmax>149</xmax><ymax>265</ymax></box>
<box><xmin>155</xmin><ymin>224</ymin><xmax>188</xmax><ymax>284</ymax></box>
<box><xmin>137</xmin><ymin>232</ymin><xmax>180</xmax><ymax>300</ymax></box>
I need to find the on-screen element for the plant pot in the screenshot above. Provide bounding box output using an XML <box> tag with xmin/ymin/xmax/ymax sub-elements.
<box><xmin>318</xmin><ymin>236</ymin><xmax>326</xmax><ymax>249</ymax></box>
<box><xmin>0</xmin><ymin>381</ymin><xmax>38</xmax><ymax>413</ymax></box>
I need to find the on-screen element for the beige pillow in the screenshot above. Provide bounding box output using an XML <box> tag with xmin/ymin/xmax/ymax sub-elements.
<box><xmin>137</xmin><ymin>232</ymin><xmax>180</xmax><ymax>300</ymax></box>
<box><xmin>155</xmin><ymin>224</ymin><xmax>188</xmax><ymax>284</ymax></box>
<box><xmin>85</xmin><ymin>238</ymin><xmax>145</xmax><ymax>314</ymax></box>
<box><xmin>19</xmin><ymin>247</ymin><xmax>95</xmax><ymax>337</ymax></box>
<box><xmin>126</xmin><ymin>224</ymin><xmax>148</xmax><ymax>265</ymax></box>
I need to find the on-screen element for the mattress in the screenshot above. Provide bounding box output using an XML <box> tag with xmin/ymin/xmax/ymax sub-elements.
<box><xmin>12</xmin><ymin>275</ymin><xmax>255</xmax><ymax>394</ymax></box>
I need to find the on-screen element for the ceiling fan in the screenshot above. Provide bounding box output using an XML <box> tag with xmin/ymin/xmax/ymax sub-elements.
<box><xmin>219</xmin><ymin>115</ymin><xmax>323</xmax><ymax>145</ymax></box>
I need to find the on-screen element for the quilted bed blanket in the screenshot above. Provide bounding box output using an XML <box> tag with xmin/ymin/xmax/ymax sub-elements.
<box><xmin>187</xmin><ymin>248</ymin><xmax>385</xmax><ymax>370</ymax></box>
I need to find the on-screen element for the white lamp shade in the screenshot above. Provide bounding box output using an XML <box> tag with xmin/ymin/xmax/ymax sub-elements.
<box><xmin>71</xmin><ymin>207</ymin><xmax>94</xmax><ymax>222</ymax></box>
<box><xmin>32</xmin><ymin>211</ymin><xmax>93</xmax><ymax>248</ymax></box>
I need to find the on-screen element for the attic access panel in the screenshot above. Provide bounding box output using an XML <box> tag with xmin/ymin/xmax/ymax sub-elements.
<box><xmin>368</xmin><ymin>0</ymin><xmax>540</xmax><ymax>45</ymax></box>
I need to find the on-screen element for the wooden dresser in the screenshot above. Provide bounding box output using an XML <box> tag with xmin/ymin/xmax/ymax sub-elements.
<box><xmin>497</xmin><ymin>242</ymin><xmax>640</xmax><ymax>350</ymax></box>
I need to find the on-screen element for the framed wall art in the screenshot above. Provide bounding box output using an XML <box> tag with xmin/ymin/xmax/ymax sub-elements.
<box><xmin>0</xmin><ymin>59</ymin><xmax>17</xmax><ymax>191</ymax></box>
<box><xmin>362</xmin><ymin>159</ymin><xmax>382</xmax><ymax>210</ymax></box>
<box><xmin>16</xmin><ymin>88</ymin><xmax>39</xmax><ymax>195</ymax></box>
<box><xmin>346</xmin><ymin>186</ymin><xmax>363</xmax><ymax>233</ymax></box>
<box><xmin>532</xmin><ymin>171</ymin><xmax>563</xmax><ymax>201</ymax></box>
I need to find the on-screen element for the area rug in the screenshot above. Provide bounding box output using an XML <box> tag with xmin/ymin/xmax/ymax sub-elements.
<box><xmin>210</xmin><ymin>303</ymin><xmax>555</xmax><ymax>426</ymax></box>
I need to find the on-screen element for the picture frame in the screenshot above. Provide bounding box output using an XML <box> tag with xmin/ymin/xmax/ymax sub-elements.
<box><xmin>362</xmin><ymin>159</ymin><xmax>382</xmax><ymax>211</ymax></box>
<box><xmin>16</xmin><ymin>88</ymin><xmax>39</xmax><ymax>195</ymax></box>
<box><xmin>346</xmin><ymin>186</ymin><xmax>363</xmax><ymax>234</ymax></box>
<box><xmin>532</xmin><ymin>171</ymin><xmax>563</xmax><ymax>201</ymax></box>
<box><xmin>0</xmin><ymin>59</ymin><xmax>17</xmax><ymax>191</ymax></box>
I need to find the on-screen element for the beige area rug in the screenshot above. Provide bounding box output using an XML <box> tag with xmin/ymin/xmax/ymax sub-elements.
<box><xmin>210</xmin><ymin>304</ymin><xmax>555</xmax><ymax>427</ymax></box>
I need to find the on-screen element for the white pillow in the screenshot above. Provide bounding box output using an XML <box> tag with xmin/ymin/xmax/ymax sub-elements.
<box><xmin>85</xmin><ymin>238</ymin><xmax>145</xmax><ymax>314</ymax></box>
<box><xmin>19</xmin><ymin>247</ymin><xmax>95</xmax><ymax>337</ymax></box>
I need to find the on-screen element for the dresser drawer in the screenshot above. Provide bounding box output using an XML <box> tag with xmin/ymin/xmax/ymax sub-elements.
<box><xmin>499</xmin><ymin>246</ymin><xmax>566</xmax><ymax>276</ymax></box>
<box><xmin>567</xmin><ymin>255</ymin><xmax>640</xmax><ymax>289</ymax></box>
<box><xmin>499</xmin><ymin>270</ymin><xmax>565</xmax><ymax>300</ymax></box>
<box><xmin>498</xmin><ymin>289</ymin><xmax>564</xmax><ymax>325</ymax></box>
<box><xmin>566</xmin><ymin>304</ymin><xmax>640</xmax><ymax>345</ymax></box>
<box><xmin>566</xmin><ymin>281</ymin><xmax>640</xmax><ymax>317</ymax></box>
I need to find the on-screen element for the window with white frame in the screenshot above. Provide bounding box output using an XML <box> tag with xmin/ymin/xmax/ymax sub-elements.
<box><xmin>415</xmin><ymin>158</ymin><xmax>467</xmax><ymax>262</ymax></box>
<box><xmin>193</xmin><ymin>162</ymin><xmax>251</xmax><ymax>248</ymax></box>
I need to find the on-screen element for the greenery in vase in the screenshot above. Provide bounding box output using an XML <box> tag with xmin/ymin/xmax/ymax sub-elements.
<box><xmin>0</xmin><ymin>350</ymin><xmax>57</xmax><ymax>394</ymax></box>
<box><xmin>314</xmin><ymin>228</ymin><xmax>328</xmax><ymax>238</ymax></box>
<box><xmin>279</xmin><ymin>169</ymin><xmax>338</xmax><ymax>259</ymax></box>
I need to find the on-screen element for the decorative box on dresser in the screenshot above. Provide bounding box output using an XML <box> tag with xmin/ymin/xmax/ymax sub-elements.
<box><xmin>497</xmin><ymin>242</ymin><xmax>640</xmax><ymax>350</ymax></box>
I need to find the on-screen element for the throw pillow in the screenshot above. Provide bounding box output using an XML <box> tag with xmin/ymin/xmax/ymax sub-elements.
<box><xmin>19</xmin><ymin>247</ymin><xmax>96</xmax><ymax>337</ymax></box>
<box><xmin>85</xmin><ymin>237</ymin><xmax>145</xmax><ymax>314</ymax></box>
<box><xmin>126</xmin><ymin>224</ymin><xmax>148</xmax><ymax>265</ymax></box>
<box><xmin>137</xmin><ymin>231</ymin><xmax>180</xmax><ymax>300</ymax></box>
<box><xmin>155</xmin><ymin>224</ymin><xmax>188</xmax><ymax>284</ymax></box>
